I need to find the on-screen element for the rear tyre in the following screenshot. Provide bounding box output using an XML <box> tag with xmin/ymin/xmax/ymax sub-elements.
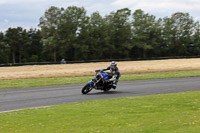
<box><xmin>103</xmin><ymin>88</ymin><xmax>111</xmax><ymax>92</ymax></box>
<box><xmin>82</xmin><ymin>84</ymin><xmax>92</xmax><ymax>94</ymax></box>
<box><xmin>103</xmin><ymin>86</ymin><xmax>111</xmax><ymax>92</ymax></box>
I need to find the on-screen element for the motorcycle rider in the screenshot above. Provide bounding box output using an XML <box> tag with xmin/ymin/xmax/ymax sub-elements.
<box><xmin>96</xmin><ymin>61</ymin><xmax>120</xmax><ymax>89</ymax></box>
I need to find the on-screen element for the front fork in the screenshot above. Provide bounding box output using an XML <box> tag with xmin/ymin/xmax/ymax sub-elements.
<box><xmin>88</xmin><ymin>81</ymin><xmax>94</xmax><ymax>87</ymax></box>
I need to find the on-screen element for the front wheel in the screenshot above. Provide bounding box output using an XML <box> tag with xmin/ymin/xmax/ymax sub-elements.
<box><xmin>82</xmin><ymin>84</ymin><xmax>92</xmax><ymax>94</ymax></box>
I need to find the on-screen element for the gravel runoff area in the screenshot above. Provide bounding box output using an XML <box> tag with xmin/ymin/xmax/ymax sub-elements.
<box><xmin>1</xmin><ymin>58</ymin><xmax>200</xmax><ymax>80</ymax></box>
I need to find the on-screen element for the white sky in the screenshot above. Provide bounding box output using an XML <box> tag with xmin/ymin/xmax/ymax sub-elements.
<box><xmin>0</xmin><ymin>0</ymin><xmax>200</xmax><ymax>31</ymax></box>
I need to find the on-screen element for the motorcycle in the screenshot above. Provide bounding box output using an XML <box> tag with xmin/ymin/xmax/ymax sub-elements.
<box><xmin>81</xmin><ymin>70</ymin><xmax>121</xmax><ymax>94</ymax></box>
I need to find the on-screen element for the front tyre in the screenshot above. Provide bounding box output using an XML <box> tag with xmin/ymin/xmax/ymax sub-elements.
<box><xmin>82</xmin><ymin>84</ymin><xmax>92</xmax><ymax>94</ymax></box>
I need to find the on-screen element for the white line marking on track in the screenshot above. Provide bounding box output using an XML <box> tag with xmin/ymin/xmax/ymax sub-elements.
<box><xmin>0</xmin><ymin>105</ymin><xmax>53</xmax><ymax>113</ymax></box>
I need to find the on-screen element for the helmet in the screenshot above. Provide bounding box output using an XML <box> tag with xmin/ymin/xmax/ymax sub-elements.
<box><xmin>110</xmin><ymin>61</ymin><xmax>117</xmax><ymax>69</ymax></box>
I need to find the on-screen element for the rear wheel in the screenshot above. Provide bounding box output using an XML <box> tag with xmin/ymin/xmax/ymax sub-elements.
<box><xmin>103</xmin><ymin>86</ymin><xmax>111</xmax><ymax>92</ymax></box>
<box><xmin>103</xmin><ymin>88</ymin><xmax>111</xmax><ymax>92</ymax></box>
<box><xmin>82</xmin><ymin>84</ymin><xmax>92</xmax><ymax>94</ymax></box>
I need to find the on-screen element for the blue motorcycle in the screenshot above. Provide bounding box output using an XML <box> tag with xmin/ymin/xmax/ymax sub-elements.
<box><xmin>81</xmin><ymin>70</ymin><xmax>121</xmax><ymax>94</ymax></box>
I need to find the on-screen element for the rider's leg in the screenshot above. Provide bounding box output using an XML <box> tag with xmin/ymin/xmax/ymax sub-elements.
<box><xmin>112</xmin><ymin>79</ymin><xmax>118</xmax><ymax>89</ymax></box>
<box><xmin>113</xmin><ymin>73</ymin><xmax>120</xmax><ymax>89</ymax></box>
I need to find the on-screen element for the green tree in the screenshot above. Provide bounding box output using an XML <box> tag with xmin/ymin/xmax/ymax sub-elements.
<box><xmin>39</xmin><ymin>6</ymin><xmax>62</xmax><ymax>62</ymax></box>
<box><xmin>0</xmin><ymin>32</ymin><xmax>9</xmax><ymax>64</ymax></box>
<box><xmin>27</xmin><ymin>29</ymin><xmax>42</xmax><ymax>62</ymax></box>
<box><xmin>113</xmin><ymin>8</ymin><xmax>132</xmax><ymax>58</ymax></box>
<box><xmin>58</xmin><ymin>6</ymin><xmax>89</xmax><ymax>60</ymax></box>
<box><xmin>148</xmin><ymin>18</ymin><xmax>163</xmax><ymax>57</ymax></box>
<box><xmin>104</xmin><ymin>8</ymin><xmax>132</xmax><ymax>59</ymax></box>
<box><xmin>4</xmin><ymin>27</ymin><xmax>30</xmax><ymax>63</ymax></box>
<box><xmin>191</xmin><ymin>21</ymin><xmax>200</xmax><ymax>55</ymax></box>
<box><xmin>131</xmin><ymin>9</ymin><xmax>157</xmax><ymax>58</ymax></box>
<box><xmin>85</xmin><ymin>12</ymin><xmax>109</xmax><ymax>59</ymax></box>
<box><xmin>18</xmin><ymin>29</ymin><xmax>30</xmax><ymax>63</ymax></box>
<box><xmin>162</xmin><ymin>12</ymin><xmax>195</xmax><ymax>56</ymax></box>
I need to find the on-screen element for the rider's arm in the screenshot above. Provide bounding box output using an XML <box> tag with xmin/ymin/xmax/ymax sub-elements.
<box><xmin>100</xmin><ymin>66</ymin><xmax>110</xmax><ymax>72</ymax></box>
<box><xmin>95</xmin><ymin>66</ymin><xmax>110</xmax><ymax>73</ymax></box>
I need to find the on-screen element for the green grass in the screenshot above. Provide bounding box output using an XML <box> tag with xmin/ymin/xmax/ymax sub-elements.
<box><xmin>0</xmin><ymin>76</ymin><xmax>92</xmax><ymax>89</ymax></box>
<box><xmin>1</xmin><ymin>91</ymin><xmax>200</xmax><ymax>133</ymax></box>
<box><xmin>1</xmin><ymin>70</ymin><xmax>200</xmax><ymax>89</ymax></box>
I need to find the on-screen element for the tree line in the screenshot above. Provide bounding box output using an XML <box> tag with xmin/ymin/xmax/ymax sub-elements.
<box><xmin>0</xmin><ymin>6</ymin><xmax>200</xmax><ymax>64</ymax></box>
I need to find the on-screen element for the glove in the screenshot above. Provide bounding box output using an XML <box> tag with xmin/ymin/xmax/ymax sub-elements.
<box><xmin>95</xmin><ymin>69</ymin><xmax>100</xmax><ymax>73</ymax></box>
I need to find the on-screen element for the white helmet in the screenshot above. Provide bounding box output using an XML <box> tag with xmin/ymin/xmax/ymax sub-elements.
<box><xmin>110</xmin><ymin>61</ymin><xmax>117</xmax><ymax>68</ymax></box>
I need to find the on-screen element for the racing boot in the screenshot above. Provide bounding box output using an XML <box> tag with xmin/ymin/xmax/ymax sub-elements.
<box><xmin>112</xmin><ymin>80</ymin><xmax>118</xmax><ymax>89</ymax></box>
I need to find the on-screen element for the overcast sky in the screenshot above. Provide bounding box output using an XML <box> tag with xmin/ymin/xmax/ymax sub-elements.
<box><xmin>0</xmin><ymin>0</ymin><xmax>200</xmax><ymax>31</ymax></box>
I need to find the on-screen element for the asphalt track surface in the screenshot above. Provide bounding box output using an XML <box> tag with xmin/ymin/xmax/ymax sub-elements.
<box><xmin>1</xmin><ymin>77</ymin><xmax>200</xmax><ymax>112</ymax></box>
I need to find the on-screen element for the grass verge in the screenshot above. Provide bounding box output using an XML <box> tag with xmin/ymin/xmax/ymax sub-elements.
<box><xmin>1</xmin><ymin>70</ymin><xmax>200</xmax><ymax>89</ymax></box>
<box><xmin>1</xmin><ymin>91</ymin><xmax>200</xmax><ymax>132</ymax></box>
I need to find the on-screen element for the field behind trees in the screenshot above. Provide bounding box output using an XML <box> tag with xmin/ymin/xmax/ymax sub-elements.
<box><xmin>0</xmin><ymin>6</ymin><xmax>200</xmax><ymax>64</ymax></box>
<box><xmin>1</xmin><ymin>58</ymin><xmax>200</xmax><ymax>80</ymax></box>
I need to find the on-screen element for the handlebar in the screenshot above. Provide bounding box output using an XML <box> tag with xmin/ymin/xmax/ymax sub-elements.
<box><xmin>95</xmin><ymin>70</ymin><xmax>100</xmax><ymax>73</ymax></box>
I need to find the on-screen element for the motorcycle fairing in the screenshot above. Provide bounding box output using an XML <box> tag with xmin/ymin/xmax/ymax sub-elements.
<box><xmin>100</xmin><ymin>72</ymin><xmax>110</xmax><ymax>79</ymax></box>
<box><xmin>88</xmin><ymin>81</ymin><xmax>94</xmax><ymax>86</ymax></box>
